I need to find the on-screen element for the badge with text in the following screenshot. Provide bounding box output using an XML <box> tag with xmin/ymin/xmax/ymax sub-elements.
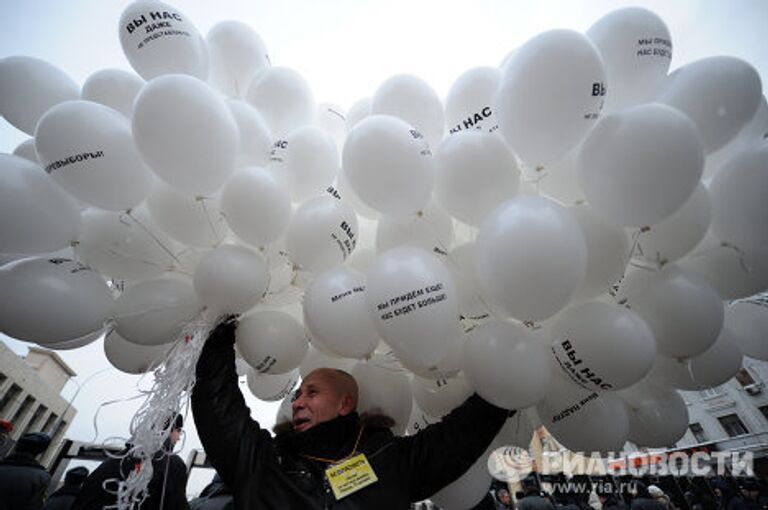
<box><xmin>325</xmin><ymin>453</ymin><xmax>378</xmax><ymax>500</ymax></box>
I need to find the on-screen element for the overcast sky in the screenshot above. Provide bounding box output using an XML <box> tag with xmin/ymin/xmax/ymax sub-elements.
<box><xmin>2</xmin><ymin>0</ymin><xmax>767</xmax><ymax>497</ymax></box>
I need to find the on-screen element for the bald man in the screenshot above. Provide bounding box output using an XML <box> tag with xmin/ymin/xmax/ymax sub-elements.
<box><xmin>192</xmin><ymin>318</ymin><xmax>509</xmax><ymax>510</ymax></box>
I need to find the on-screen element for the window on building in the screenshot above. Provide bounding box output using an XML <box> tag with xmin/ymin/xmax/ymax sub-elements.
<box><xmin>0</xmin><ymin>383</ymin><xmax>22</xmax><ymax>417</ymax></box>
<box><xmin>0</xmin><ymin>371</ymin><xmax>7</xmax><ymax>387</ymax></box>
<box><xmin>735</xmin><ymin>368</ymin><xmax>757</xmax><ymax>387</ymax></box>
<box><xmin>718</xmin><ymin>414</ymin><xmax>749</xmax><ymax>437</ymax></box>
<box><xmin>11</xmin><ymin>395</ymin><xmax>34</xmax><ymax>424</ymax></box>
<box><xmin>41</xmin><ymin>414</ymin><xmax>57</xmax><ymax>434</ymax></box>
<box><xmin>23</xmin><ymin>404</ymin><xmax>48</xmax><ymax>435</ymax></box>
<box><xmin>689</xmin><ymin>422</ymin><xmax>707</xmax><ymax>443</ymax></box>
<box><xmin>759</xmin><ymin>406</ymin><xmax>768</xmax><ymax>422</ymax></box>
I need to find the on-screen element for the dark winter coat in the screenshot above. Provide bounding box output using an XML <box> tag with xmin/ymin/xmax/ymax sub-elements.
<box><xmin>0</xmin><ymin>452</ymin><xmax>52</xmax><ymax>510</ymax></box>
<box><xmin>42</xmin><ymin>484</ymin><xmax>81</xmax><ymax>510</ymax></box>
<box><xmin>191</xmin><ymin>320</ymin><xmax>509</xmax><ymax>510</ymax></box>
<box><xmin>602</xmin><ymin>496</ymin><xmax>630</xmax><ymax>510</ymax></box>
<box><xmin>189</xmin><ymin>477</ymin><xmax>234</xmax><ymax>510</ymax></box>
<box><xmin>70</xmin><ymin>448</ymin><xmax>189</xmax><ymax>510</ymax></box>
<box><xmin>518</xmin><ymin>493</ymin><xmax>556</xmax><ymax>510</ymax></box>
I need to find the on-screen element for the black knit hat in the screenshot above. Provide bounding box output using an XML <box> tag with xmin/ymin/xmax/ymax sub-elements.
<box><xmin>64</xmin><ymin>466</ymin><xmax>90</xmax><ymax>485</ymax></box>
<box><xmin>16</xmin><ymin>432</ymin><xmax>51</xmax><ymax>455</ymax></box>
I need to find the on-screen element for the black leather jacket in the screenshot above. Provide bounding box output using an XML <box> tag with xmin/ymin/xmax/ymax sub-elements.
<box><xmin>192</xmin><ymin>320</ymin><xmax>509</xmax><ymax>509</ymax></box>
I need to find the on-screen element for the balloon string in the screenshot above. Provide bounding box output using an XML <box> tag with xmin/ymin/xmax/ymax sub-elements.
<box><xmin>125</xmin><ymin>210</ymin><xmax>183</xmax><ymax>265</ymax></box>
<box><xmin>197</xmin><ymin>196</ymin><xmax>224</xmax><ymax>247</ymax></box>
<box><xmin>104</xmin><ymin>249</ymin><xmax>168</xmax><ymax>270</ymax></box>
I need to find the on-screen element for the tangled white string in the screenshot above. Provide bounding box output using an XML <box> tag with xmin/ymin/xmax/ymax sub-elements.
<box><xmin>105</xmin><ymin>315</ymin><xmax>214</xmax><ymax>510</ymax></box>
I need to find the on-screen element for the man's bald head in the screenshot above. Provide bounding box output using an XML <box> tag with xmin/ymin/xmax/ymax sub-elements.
<box><xmin>291</xmin><ymin>368</ymin><xmax>359</xmax><ymax>432</ymax></box>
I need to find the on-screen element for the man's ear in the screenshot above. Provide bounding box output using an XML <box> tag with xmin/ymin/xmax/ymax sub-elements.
<box><xmin>338</xmin><ymin>394</ymin><xmax>355</xmax><ymax>416</ymax></box>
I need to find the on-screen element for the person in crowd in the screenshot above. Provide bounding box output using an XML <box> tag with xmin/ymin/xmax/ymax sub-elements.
<box><xmin>71</xmin><ymin>415</ymin><xmax>189</xmax><ymax>510</ymax></box>
<box><xmin>648</xmin><ymin>485</ymin><xmax>675</xmax><ymax>510</ymax></box>
<box><xmin>0</xmin><ymin>419</ymin><xmax>14</xmax><ymax>459</ymax></box>
<box><xmin>517</xmin><ymin>478</ymin><xmax>556</xmax><ymax>510</ymax></box>
<box><xmin>0</xmin><ymin>431</ymin><xmax>52</xmax><ymax>510</ymax></box>
<box><xmin>595</xmin><ymin>483</ymin><xmax>629</xmax><ymax>510</ymax></box>
<box><xmin>189</xmin><ymin>473</ymin><xmax>234</xmax><ymax>510</ymax></box>
<box><xmin>630</xmin><ymin>481</ymin><xmax>667</xmax><ymax>510</ymax></box>
<box><xmin>727</xmin><ymin>480</ymin><xmax>768</xmax><ymax>510</ymax></box>
<box><xmin>42</xmin><ymin>466</ymin><xmax>90</xmax><ymax>510</ymax></box>
<box><xmin>192</xmin><ymin>318</ymin><xmax>510</xmax><ymax>509</ymax></box>
<box><xmin>496</xmin><ymin>488</ymin><xmax>515</xmax><ymax>509</ymax></box>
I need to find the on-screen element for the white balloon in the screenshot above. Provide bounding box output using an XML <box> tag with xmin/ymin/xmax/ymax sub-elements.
<box><xmin>12</xmin><ymin>139</ymin><xmax>39</xmax><ymax>163</ymax></box>
<box><xmin>550</xmin><ymin>301</ymin><xmax>656</xmax><ymax>391</ymax></box>
<box><xmin>343</xmin><ymin>115</ymin><xmax>435</xmax><ymax>216</ymax></box>
<box><xmin>586</xmin><ymin>7</ymin><xmax>672</xmax><ymax>112</ymax></box>
<box><xmin>634</xmin><ymin>184</ymin><xmax>711</xmax><ymax>265</ymax></box>
<box><xmin>656</xmin><ymin>56</ymin><xmax>762</xmax><ymax>153</ymax></box>
<box><xmin>333</xmin><ymin>172</ymin><xmax>380</xmax><ymax>220</ymax></box>
<box><xmin>0</xmin><ymin>257</ymin><xmax>113</xmax><ymax>344</ymax></box>
<box><xmin>270</xmin><ymin>125</ymin><xmax>339</xmax><ymax>202</ymax></box>
<box><xmin>315</xmin><ymin>102</ymin><xmax>347</xmax><ymax>149</ymax></box>
<box><xmin>81</xmin><ymin>69</ymin><xmax>144</xmax><ymax>118</ymax></box>
<box><xmin>435</xmin><ymin>130</ymin><xmax>520</xmax><ymax>226</ymax></box>
<box><xmin>410</xmin><ymin>373</ymin><xmax>473</xmax><ymax>418</ymax></box>
<box><xmin>371</xmin><ymin>74</ymin><xmax>444</xmax><ymax>149</ymax></box>
<box><xmin>376</xmin><ymin>201</ymin><xmax>454</xmax><ymax>255</ymax></box>
<box><xmin>303</xmin><ymin>267</ymin><xmax>379</xmax><ymax>359</ymax></box>
<box><xmin>0</xmin><ymin>56</ymin><xmax>79</xmax><ymax>135</ymax></box>
<box><xmin>645</xmin><ymin>355</ymin><xmax>703</xmax><ymax>391</ymax></box>
<box><xmin>237</xmin><ymin>310</ymin><xmax>308</xmax><ymax>375</ymax></box>
<box><xmin>430</xmin><ymin>444</ymin><xmax>494</xmax><ymax>510</ymax></box>
<box><xmin>577</xmin><ymin>103</ymin><xmax>704</xmax><ymax>227</ymax></box>
<box><xmin>464</xmin><ymin>321</ymin><xmax>551</xmax><ymax>409</ymax></box>
<box><xmin>246</xmin><ymin>367</ymin><xmax>299</xmax><ymax>402</ymax></box>
<box><xmin>75</xmin><ymin>207</ymin><xmax>180</xmax><ymax>281</ymax></box>
<box><xmin>495</xmin><ymin>409</ymin><xmax>538</xmax><ymax>449</ymax></box>
<box><xmin>220</xmin><ymin>167</ymin><xmax>291</xmax><ymax>249</ymax></box>
<box><xmin>227</xmin><ymin>100</ymin><xmax>273</xmax><ymax>167</ymax></box>
<box><xmin>119</xmin><ymin>0</ymin><xmax>208</xmax><ymax>81</ymax></box>
<box><xmin>619</xmin><ymin>379</ymin><xmax>688</xmax><ymax>448</ymax></box>
<box><xmin>725</xmin><ymin>301</ymin><xmax>768</xmax><ymax>361</ymax></box>
<box><xmin>299</xmin><ymin>345</ymin><xmax>356</xmax><ymax>379</ymax></box>
<box><xmin>395</xmin><ymin>322</ymin><xmax>465</xmax><ymax>380</ymax></box>
<box><xmin>445</xmin><ymin>66</ymin><xmax>500</xmax><ymax>136</ymax></box>
<box><xmin>496</xmin><ymin>29</ymin><xmax>605</xmax><ymax>166</ymax></box>
<box><xmin>133</xmin><ymin>74</ymin><xmax>239</xmax><ymax>195</ymax></box>
<box><xmin>352</xmin><ymin>353</ymin><xmax>412</xmax><ymax>435</ymax></box>
<box><xmin>475</xmin><ymin>195</ymin><xmax>587</xmax><ymax>321</ymax></box>
<box><xmin>621</xmin><ymin>265</ymin><xmax>723</xmax><ymax>358</ymax></box>
<box><xmin>366</xmin><ymin>247</ymin><xmax>458</xmax><ymax>368</ymax></box>
<box><xmin>678</xmin><ymin>235</ymin><xmax>768</xmax><ymax>300</ymax></box>
<box><xmin>709</xmin><ymin>145</ymin><xmax>768</xmax><ymax>250</ymax></box>
<box><xmin>705</xmin><ymin>96</ymin><xmax>768</xmax><ymax>179</ymax></box>
<box><xmin>345</xmin><ymin>97</ymin><xmax>372</xmax><ymax>132</ymax></box>
<box><xmin>146</xmin><ymin>181</ymin><xmax>228</xmax><ymax>248</ymax></box>
<box><xmin>536</xmin><ymin>374</ymin><xmax>629</xmax><ymax>454</ymax></box>
<box><xmin>41</xmin><ymin>328</ymin><xmax>104</xmax><ymax>351</ymax></box>
<box><xmin>0</xmin><ymin>154</ymin><xmax>81</xmax><ymax>255</ymax></box>
<box><xmin>568</xmin><ymin>204</ymin><xmax>631</xmax><ymax>303</ymax></box>
<box><xmin>245</xmin><ymin>67</ymin><xmax>315</xmax><ymax>139</ymax></box>
<box><xmin>285</xmin><ymin>195</ymin><xmax>358</xmax><ymax>272</ymax></box>
<box><xmin>35</xmin><ymin>100</ymin><xmax>154</xmax><ymax>211</ymax></box>
<box><xmin>536</xmin><ymin>147</ymin><xmax>586</xmax><ymax>206</ymax></box>
<box><xmin>446</xmin><ymin>243</ymin><xmax>493</xmax><ymax>321</ymax></box>
<box><xmin>104</xmin><ymin>330</ymin><xmax>171</xmax><ymax>374</ymax></box>
<box><xmin>689</xmin><ymin>327</ymin><xmax>744</xmax><ymax>388</ymax></box>
<box><xmin>207</xmin><ymin>20</ymin><xmax>269</xmax><ymax>98</ymax></box>
<box><xmin>406</xmin><ymin>400</ymin><xmax>440</xmax><ymax>436</ymax></box>
<box><xmin>193</xmin><ymin>244</ymin><xmax>269</xmax><ymax>314</ymax></box>
<box><xmin>113</xmin><ymin>278</ymin><xmax>200</xmax><ymax>346</ymax></box>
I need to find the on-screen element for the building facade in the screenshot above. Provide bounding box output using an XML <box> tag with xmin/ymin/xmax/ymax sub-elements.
<box><xmin>0</xmin><ymin>341</ymin><xmax>77</xmax><ymax>466</ymax></box>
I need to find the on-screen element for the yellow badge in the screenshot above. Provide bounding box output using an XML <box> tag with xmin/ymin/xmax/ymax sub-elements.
<box><xmin>325</xmin><ymin>453</ymin><xmax>378</xmax><ymax>500</ymax></box>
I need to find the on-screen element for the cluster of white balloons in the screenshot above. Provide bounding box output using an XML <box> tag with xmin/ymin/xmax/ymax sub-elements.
<box><xmin>1</xmin><ymin>2</ymin><xmax>768</xmax><ymax>506</ymax></box>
